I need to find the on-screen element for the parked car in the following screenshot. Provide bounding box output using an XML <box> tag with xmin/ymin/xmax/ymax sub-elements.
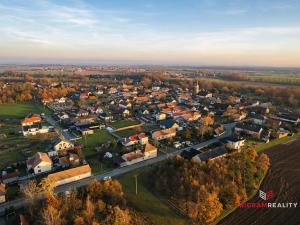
<box><xmin>103</xmin><ymin>176</ymin><xmax>111</xmax><ymax>181</ymax></box>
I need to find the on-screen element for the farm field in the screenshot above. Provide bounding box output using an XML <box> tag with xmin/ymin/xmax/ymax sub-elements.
<box><xmin>118</xmin><ymin>168</ymin><xmax>188</xmax><ymax>225</ymax></box>
<box><xmin>219</xmin><ymin>138</ymin><xmax>300</xmax><ymax>225</ymax></box>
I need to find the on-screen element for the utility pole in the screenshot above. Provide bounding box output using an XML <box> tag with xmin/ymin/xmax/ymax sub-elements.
<box><xmin>134</xmin><ymin>174</ymin><xmax>138</xmax><ymax>195</ymax></box>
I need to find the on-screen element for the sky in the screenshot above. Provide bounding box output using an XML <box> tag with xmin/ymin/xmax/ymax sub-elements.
<box><xmin>0</xmin><ymin>0</ymin><xmax>300</xmax><ymax>67</ymax></box>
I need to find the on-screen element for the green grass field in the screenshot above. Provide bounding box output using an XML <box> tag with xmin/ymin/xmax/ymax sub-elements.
<box><xmin>118</xmin><ymin>169</ymin><xmax>188</xmax><ymax>225</ymax></box>
<box><xmin>78</xmin><ymin>130</ymin><xmax>116</xmax><ymax>156</ymax></box>
<box><xmin>110</xmin><ymin>120</ymin><xmax>141</xmax><ymax>129</ymax></box>
<box><xmin>79</xmin><ymin>130</ymin><xmax>116</xmax><ymax>147</ymax></box>
<box><xmin>0</xmin><ymin>102</ymin><xmax>50</xmax><ymax>119</ymax></box>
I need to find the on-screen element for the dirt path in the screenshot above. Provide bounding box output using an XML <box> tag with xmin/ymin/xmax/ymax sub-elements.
<box><xmin>218</xmin><ymin>138</ymin><xmax>300</xmax><ymax>225</ymax></box>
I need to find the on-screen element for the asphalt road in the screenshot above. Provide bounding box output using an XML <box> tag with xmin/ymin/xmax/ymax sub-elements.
<box><xmin>0</xmin><ymin>123</ymin><xmax>235</xmax><ymax>215</ymax></box>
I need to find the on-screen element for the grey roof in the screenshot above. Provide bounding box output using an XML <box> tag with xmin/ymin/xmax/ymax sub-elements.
<box><xmin>195</xmin><ymin>146</ymin><xmax>228</xmax><ymax>162</ymax></box>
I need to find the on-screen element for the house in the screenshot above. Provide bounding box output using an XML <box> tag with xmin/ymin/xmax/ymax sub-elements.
<box><xmin>273</xmin><ymin>112</ymin><xmax>300</xmax><ymax>125</ymax></box>
<box><xmin>109</xmin><ymin>87</ymin><xmax>118</xmax><ymax>94</ymax></box>
<box><xmin>119</xmin><ymin>102</ymin><xmax>132</xmax><ymax>109</ymax></box>
<box><xmin>21</xmin><ymin>114</ymin><xmax>52</xmax><ymax>136</ymax></box>
<box><xmin>181</xmin><ymin>148</ymin><xmax>201</xmax><ymax>160</ymax></box>
<box><xmin>79</xmin><ymin>92</ymin><xmax>89</xmax><ymax>99</ymax></box>
<box><xmin>99</xmin><ymin>113</ymin><xmax>113</xmax><ymax>122</ymax></box>
<box><xmin>152</xmin><ymin>128</ymin><xmax>176</xmax><ymax>141</ymax></box>
<box><xmin>276</xmin><ymin>128</ymin><xmax>290</xmax><ymax>139</ymax></box>
<box><xmin>198</xmin><ymin>90</ymin><xmax>213</xmax><ymax>98</ymax></box>
<box><xmin>75</xmin><ymin>109</ymin><xmax>89</xmax><ymax>117</ymax></box>
<box><xmin>156</xmin><ymin>113</ymin><xmax>166</xmax><ymax>121</ymax></box>
<box><xmin>1</xmin><ymin>171</ymin><xmax>20</xmax><ymax>184</ymax></box>
<box><xmin>252</xmin><ymin>114</ymin><xmax>266</xmax><ymax>125</ymax></box>
<box><xmin>160</xmin><ymin>119</ymin><xmax>179</xmax><ymax>129</ymax></box>
<box><xmin>192</xmin><ymin>146</ymin><xmax>228</xmax><ymax>163</ymax></box>
<box><xmin>55</xmin><ymin>97</ymin><xmax>66</xmax><ymax>103</ymax></box>
<box><xmin>235</xmin><ymin>123</ymin><xmax>263</xmax><ymax>139</ymax></box>
<box><xmin>0</xmin><ymin>183</ymin><xmax>5</xmax><ymax>203</ymax></box>
<box><xmin>214</xmin><ymin>125</ymin><xmax>225</xmax><ymax>137</ymax></box>
<box><xmin>27</xmin><ymin>152</ymin><xmax>53</xmax><ymax>175</ymax></box>
<box><xmin>21</xmin><ymin>114</ymin><xmax>42</xmax><ymax>126</ymax></box>
<box><xmin>122</xmin><ymin>109</ymin><xmax>130</xmax><ymax>117</ymax></box>
<box><xmin>57</xmin><ymin>112</ymin><xmax>69</xmax><ymax>120</ymax></box>
<box><xmin>232</xmin><ymin>111</ymin><xmax>247</xmax><ymax>121</ymax></box>
<box><xmin>224</xmin><ymin>136</ymin><xmax>245</xmax><ymax>150</ymax></box>
<box><xmin>114</xmin><ymin>143</ymin><xmax>157</xmax><ymax>167</ymax></box>
<box><xmin>59</xmin><ymin>153</ymin><xmax>80</xmax><ymax>168</ymax></box>
<box><xmin>122</xmin><ymin>133</ymin><xmax>148</xmax><ymax>147</ymax></box>
<box><xmin>47</xmin><ymin>165</ymin><xmax>92</xmax><ymax>186</ymax></box>
<box><xmin>53</xmin><ymin>138</ymin><xmax>74</xmax><ymax>152</ymax></box>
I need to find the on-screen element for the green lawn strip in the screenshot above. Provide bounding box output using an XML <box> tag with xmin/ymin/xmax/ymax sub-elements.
<box><xmin>117</xmin><ymin>168</ymin><xmax>188</xmax><ymax>225</ymax></box>
<box><xmin>110</xmin><ymin>120</ymin><xmax>140</xmax><ymax>129</ymax></box>
<box><xmin>256</xmin><ymin>131</ymin><xmax>300</xmax><ymax>152</ymax></box>
<box><xmin>114</xmin><ymin>128</ymin><xmax>137</xmax><ymax>138</ymax></box>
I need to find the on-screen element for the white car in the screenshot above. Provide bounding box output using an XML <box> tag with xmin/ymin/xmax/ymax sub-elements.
<box><xmin>103</xmin><ymin>176</ymin><xmax>111</xmax><ymax>181</ymax></box>
<box><xmin>174</xmin><ymin>143</ymin><xmax>182</xmax><ymax>149</ymax></box>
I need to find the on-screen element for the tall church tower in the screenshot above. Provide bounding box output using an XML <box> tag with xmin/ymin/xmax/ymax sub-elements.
<box><xmin>194</xmin><ymin>80</ymin><xmax>199</xmax><ymax>94</ymax></box>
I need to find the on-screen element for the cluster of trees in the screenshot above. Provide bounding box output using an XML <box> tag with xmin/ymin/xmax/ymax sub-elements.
<box><xmin>181</xmin><ymin>115</ymin><xmax>214</xmax><ymax>141</ymax></box>
<box><xmin>0</xmin><ymin>82</ymin><xmax>34</xmax><ymax>104</ymax></box>
<box><xmin>148</xmin><ymin>149</ymin><xmax>270</xmax><ymax>224</ymax></box>
<box><xmin>38</xmin><ymin>86</ymin><xmax>75</xmax><ymax>100</ymax></box>
<box><xmin>22</xmin><ymin>179</ymin><xmax>145</xmax><ymax>225</ymax></box>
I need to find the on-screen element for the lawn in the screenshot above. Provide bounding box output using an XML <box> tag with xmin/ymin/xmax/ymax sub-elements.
<box><xmin>256</xmin><ymin>132</ymin><xmax>300</xmax><ymax>152</ymax></box>
<box><xmin>118</xmin><ymin>168</ymin><xmax>188</xmax><ymax>225</ymax></box>
<box><xmin>114</xmin><ymin>128</ymin><xmax>137</xmax><ymax>138</ymax></box>
<box><xmin>77</xmin><ymin>129</ymin><xmax>117</xmax><ymax>156</ymax></box>
<box><xmin>110</xmin><ymin>120</ymin><xmax>141</xmax><ymax>129</ymax></box>
<box><xmin>0</xmin><ymin>102</ymin><xmax>50</xmax><ymax>119</ymax></box>
<box><xmin>78</xmin><ymin>130</ymin><xmax>116</xmax><ymax>147</ymax></box>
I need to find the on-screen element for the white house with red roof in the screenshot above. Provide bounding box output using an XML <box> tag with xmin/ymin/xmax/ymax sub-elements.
<box><xmin>122</xmin><ymin>133</ymin><xmax>148</xmax><ymax>147</ymax></box>
<box><xmin>21</xmin><ymin>114</ymin><xmax>52</xmax><ymax>136</ymax></box>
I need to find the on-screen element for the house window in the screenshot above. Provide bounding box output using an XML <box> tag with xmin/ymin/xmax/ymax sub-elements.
<box><xmin>38</xmin><ymin>169</ymin><xmax>41</xmax><ymax>173</ymax></box>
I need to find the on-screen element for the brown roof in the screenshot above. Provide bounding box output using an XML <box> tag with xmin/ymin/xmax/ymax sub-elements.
<box><xmin>152</xmin><ymin>128</ymin><xmax>176</xmax><ymax>138</ymax></box>
<box><xmin>48</xmin><ymin>165</ymin><xmax>91</xmax><ymax>183</ymax></box>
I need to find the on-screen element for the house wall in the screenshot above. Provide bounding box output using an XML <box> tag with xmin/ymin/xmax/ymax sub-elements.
<box><xmin>54</xmin><ymin>141</ymin><xmax>74</xmax><ymax>151</ymax></box>
<box><xmin>34</xmin><ymin>163</ymin><xmax>52</xmax><ymax>174</ymax></box>
<box><xmin>144</xmin><ymin>150</ymin><xmax>157</xmax><ymax>159</ymax></box>
<box><xmin>0</xmin><ymin>195</ymin><xmax>5</xmax><ymax>203</ymax></box>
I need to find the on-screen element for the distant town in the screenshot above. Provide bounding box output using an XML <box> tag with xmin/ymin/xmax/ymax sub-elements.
<box><xmin>0</xmin><ymin>65</ymin><xmax>299</xmax><ymax>224</ymax></box>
